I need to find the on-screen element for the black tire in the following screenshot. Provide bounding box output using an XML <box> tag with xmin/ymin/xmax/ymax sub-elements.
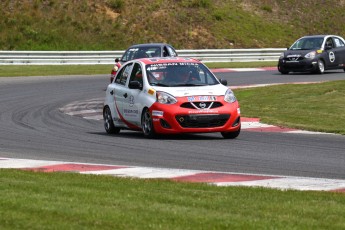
<box><xmin>103</xmin><ymin>106</ymin><xmax>120</xmax><ymax>134</ymax></box>
<box><xmin>278</xmin><ymin>65</ymin><xmax>289</xmax><ymax>74</ymax></box>
<box><xmin>221</xmin><ymin>127</ymin><xmax>241</xmax><ymax>139</ymax></box>
<box><xmin>316</xmin><ymin>59</ymin><xmax>325</xmax><ymax>74</ymax></box>
<box><xmin>141</xmin><ymin>108</ymin><xmax>155</xmax><ymax>138</ymax></box>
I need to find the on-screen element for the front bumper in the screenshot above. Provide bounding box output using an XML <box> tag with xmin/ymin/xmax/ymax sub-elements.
<box><xmin>149</xmin><ymin>96</ymin><xmax>241</xmax><ymax>134</ymax></box>
<box><xmin>278</xmin><ymin>59</ymin><xmax>318</xmax><ymax>72</ymax></box>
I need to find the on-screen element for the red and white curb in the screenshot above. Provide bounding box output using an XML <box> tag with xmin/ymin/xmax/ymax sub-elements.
<box><xmin>1</xmin><ymin>157</ymin><xmax>345</xmax><ymax>193</ymax></box>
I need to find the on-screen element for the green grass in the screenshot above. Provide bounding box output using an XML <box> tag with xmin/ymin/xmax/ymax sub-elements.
<box><xmin>235</xmin><ymin>81</ymin><xmax>345</xmax><ymax>135</ymax></box>
<box><xmin>0</xmin><ymin>65</ymin><xmax>113</xmax><ymax>77</ymax></box>
<box><xmin>1</xmin><ymin>169</ymin><xmax>345</xmax><ymax>229</ymax></box>
<box><xmin>0</xmin><ymin>62</ymin><xmax>277</xmax><ymax>77</ymax></box>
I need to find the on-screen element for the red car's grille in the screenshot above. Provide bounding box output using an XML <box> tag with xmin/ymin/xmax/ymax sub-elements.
<box><xmin>175</xmin><ymin>114</ymin><xmax>230</xmax><ymax>128</ymax></box>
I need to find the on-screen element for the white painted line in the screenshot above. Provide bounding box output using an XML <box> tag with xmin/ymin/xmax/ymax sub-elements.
<box><xmin>215</xmin><ymin>177</ymin><xmax>345</xmax><ymax>191</ymax></box>
<box><xmin>0</xmin><ymin>158</ymin><xmax>61</xmax><ymax>168</ymax></box>
<box><xmin>83</xmin><ymin>167</ymin><xmax>203</xmax><ymax>179</ymax></box>
<box><xmin>65</xmin><ymin>109</ymin><xmax>99</xmax><ymax>116</ymax></box>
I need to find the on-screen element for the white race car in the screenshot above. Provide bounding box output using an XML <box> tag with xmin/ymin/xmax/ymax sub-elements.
<box><xmin>103</xmin><ymin>57</ymin><xmax>241</xmax><ymax>138</ymax></box>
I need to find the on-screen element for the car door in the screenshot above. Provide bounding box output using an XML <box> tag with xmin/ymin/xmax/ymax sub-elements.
<box><xmin>324</xmin><ymin>37</ymin><xmax>340</xmax><ymax>68</ymax></box>
<box><xmin>113</xmin><ymin>62</ymin><xmax>133</xmax><ymax>125</ymax></box>
<box><xmin>332</xmin><ymin>36</ymin><xmax>345</xmax><ymax>68</ymax></box>
<box><xmin>121</xmin><ymin>62</ymin><xmax>145</xmax><ymax>127</ymax></box>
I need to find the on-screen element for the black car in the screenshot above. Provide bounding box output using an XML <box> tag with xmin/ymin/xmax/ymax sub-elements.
<box><xmin>119</xmin><ymin>43</ymin><xmax>178</xmax><ymax>64</ymax></box>
<box><xmin>278</xmin><ymin>35</ymin><xmax>345</xmax><ymax>74</ymax></box>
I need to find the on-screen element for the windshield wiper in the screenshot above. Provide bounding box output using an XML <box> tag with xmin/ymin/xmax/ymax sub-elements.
<box><xmin>150</xmin><ymin>82</ymin><xmax>169</xmax><ymax>87</ymax></box>
<box><xmin>172</xmin><ymin>83</ymin><xmax>206</xmax><ymax>87</ymax></box>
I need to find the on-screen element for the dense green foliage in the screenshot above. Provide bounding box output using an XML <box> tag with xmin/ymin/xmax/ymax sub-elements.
<box><xmin>1</xmin><ymin>0</ymin><xmax>345</xmax><ymax>50</ymax></box>
<box><xmin>1</xmin><ymin>169</ymin><xmax>345</xmax><ymax>229</ymax></box>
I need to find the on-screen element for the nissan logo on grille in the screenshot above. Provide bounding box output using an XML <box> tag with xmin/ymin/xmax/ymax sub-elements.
<box><xmin>287</xmin><ymin>54</ymin><xmax>301</xmax><ymax>61</ymax></box>
<box><xmin>199</xmin><ymin>102</ymin><xmax>207</xmax><ymax>109</ymax></box>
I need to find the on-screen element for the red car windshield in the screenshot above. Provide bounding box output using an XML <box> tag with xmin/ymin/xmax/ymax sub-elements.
<box><xmin>146</xmin><ymin>62</ymin><xmax>219</xmax><ymax>87</ymax></box>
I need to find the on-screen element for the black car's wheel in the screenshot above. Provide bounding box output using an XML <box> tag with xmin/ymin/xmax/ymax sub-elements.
<box><xmin>278</xmin><ymin>64</ymin><xmax>289</xmax><ymax>74</ymax></box>
<box><xmin>141</xmin><ymin>108</ymin><xmax>155</xmax><ymax>138</ymax></box>
<box><xmin>316</xmin><ymin>59</ymin><xmax>325</xmax><ymax>74</ymax></box>
<box><xmin>103</xmin><ymin>106</ymin><xmax>120</xmax><ymax>134</ymax></box>
<box><xmin>221</xmin><ymin>127</ymin><xmax>241</xmax><ymax>139</ymax></box>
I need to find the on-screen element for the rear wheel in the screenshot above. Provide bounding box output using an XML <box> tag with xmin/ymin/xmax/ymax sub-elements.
<box><xmin>141</xmin><ymin>108</ymin><xmax>155</xmax><ymax>138</ymax></box>
<box><xmin>103</xmin><ymin>107</ymin><xmax>120</xmax><ymax>134</ymax></box>
<box><xmin>221</xmin><ymin>127</ymin><xmax>241</xmax><ymax>139</ymax></box>
<box><xmin>316</xmin><ymin>59</ymin><xmax>325</xmax><ymax>74</ymax></box>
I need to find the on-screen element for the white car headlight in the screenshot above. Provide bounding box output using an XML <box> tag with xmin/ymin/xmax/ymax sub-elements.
<box><xmin>224</xmin><ymin>89</ymin><xmax>237</xmax><ymax>103</ymax></box>
<box><xmin>156</xmin><ymin>91</ymin><xmax>177</xmax><ymax>104</ymax></box>
<box><xmin>305</xmin><ymin>51</ymin><xmax>316</xmax><ymax>59</ymax></box>
<box><xmin>279</xmin><ymin>52</ymin><xmax>285</xmax><ymax>59</ymax></box>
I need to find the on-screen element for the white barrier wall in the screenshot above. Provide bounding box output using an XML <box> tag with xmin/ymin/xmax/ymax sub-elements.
<box><xmin>0</xmin><ymin>48</ymin><xmax>286</xmax><ymax>65</ymax></box>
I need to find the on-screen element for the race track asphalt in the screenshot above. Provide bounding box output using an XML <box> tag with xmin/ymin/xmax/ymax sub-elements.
<box><xmin>0</xmin><ymin>69</ymin><xmax>345</xmax><ymax>180</ymax></box>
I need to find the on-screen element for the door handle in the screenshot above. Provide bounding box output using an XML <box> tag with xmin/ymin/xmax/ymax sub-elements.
<box><xmin>123</xmin><ymin>93</ymin><xmax>128</xmax><ymax>98</ymax></box>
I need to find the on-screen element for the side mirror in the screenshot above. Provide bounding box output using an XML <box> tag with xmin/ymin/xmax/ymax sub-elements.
<box><xmin>219</xmin><ymin>79</ymin><xmax>228</xmax><ymax>86</ymax></box>
<box><xmin>128</xmin><ymin>81</ymin><xmax>143</xmax><ymax>90</ymax></box>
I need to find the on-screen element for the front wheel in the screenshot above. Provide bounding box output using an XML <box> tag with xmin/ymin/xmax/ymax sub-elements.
<box><xmin>221</xmin><ymin>127</ymin><xmax>241</xmax><ymax>139</ymax></box>
<box><xmin>278</xmin><ymin>64</ymin><xmax>289</xmax><ymax>74</ymax></box>
<box><xmin>316</xmin><ymin>59</ymin><xmax>325</xmax><ymax>74</ymax></box>
<box><xmin>141</xmin><ymin>108</ymin><xmax>155</xmax><ymax>138</ymax></box>
<box><xmin>103</xmin><ymin>107</ymin><xmax>120</xmax><ymax>134</ymax></box>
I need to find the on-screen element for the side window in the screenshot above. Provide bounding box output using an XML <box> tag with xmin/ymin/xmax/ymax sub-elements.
<box><xmin>334</xmin><ymin>37</ymin><xmax>345</xmax><ymax>47</ymax></box>
<box><xmin>198</xmin><ymin>65</ymin><xmax>218</xmax><ymax>85</ymax></box>
<box><xmin>167</xmin><ymin>46</ymin><xmax>177</xmax><ymax>57</ymax></box>
<box><xmin>129</xmin><ymin>63</ymin><xmax>143</xmax><ymax>85</ymax></box>
<box><xmin>326</xmin><ymin>38</ymin><xmax>334</xmax><ymax>48</ymax></box>
<box><xmin>163</xmin><ymin>47</ymin><xmax>169</xmax><ymax>57</ymax></box>
<box><xmin>115</xmin><ymin>63</ymin><xmax>133</xmax><ymax>85</ymax></box>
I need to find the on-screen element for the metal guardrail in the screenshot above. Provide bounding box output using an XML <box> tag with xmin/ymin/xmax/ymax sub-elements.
<box><xmin>0</xmin><ymin>48</ymin><xmax>286</xmax><ymax>65</ymax></box>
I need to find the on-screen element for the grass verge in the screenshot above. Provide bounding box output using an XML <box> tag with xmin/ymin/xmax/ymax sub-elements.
<box><xmin>1</xmin><ymin>169</ymin><xmax>345</xmax><ymax>229</ymax></box>
<box><xmin>0</xmin><ymin>62</ymin><xmax>277</xmax><ymax>77</ymax></box>
<box><xmin>0</xmin><ymin>65</ymin><xmax>113</xmax><ymax>77</ymax></box>
<box><xmin>235</xmin><ymin>80</ymin><xmax>345</xmax><ymax>135</ymax></box>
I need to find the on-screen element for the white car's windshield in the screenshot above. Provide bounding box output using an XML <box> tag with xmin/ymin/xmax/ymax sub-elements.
<box><xmin>146</xmin><ymin>62</ymin><xmax>219</xmax><ymax>87</ymax></box>
<box><xmin>290</xmin><ymin>37</ymin><xmax>324</xmax><ymax>50</ymax></box>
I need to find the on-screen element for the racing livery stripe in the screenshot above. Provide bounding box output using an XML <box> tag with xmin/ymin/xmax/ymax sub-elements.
<box><xmin>1</xmin><ymin>158</ymin><xmax>345</xmax><ymax>193</ymax></box>
<box><xmin>114</xmin><ymin>97</ymin><xmax>141</xmax><ymax>130</ymax></box>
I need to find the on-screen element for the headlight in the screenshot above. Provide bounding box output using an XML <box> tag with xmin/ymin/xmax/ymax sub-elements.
<box><xmin>305</xmin><ymin>51</ymin><xmax>316</xmax><ymax>59</ymax></box>
<box><xmin>224</xmin><ymin>89</ymin><xmax>237</xmax><ymax>103</ymax></box>
<box><xmin>279</xmin><ymin>52</ymin><xmax>285</xmax><ymax>59</ymax></box>
<box><xmin>156</xmin><ymin>91</ymin><xmax>177</xmax><ymax>104</ymax></box>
